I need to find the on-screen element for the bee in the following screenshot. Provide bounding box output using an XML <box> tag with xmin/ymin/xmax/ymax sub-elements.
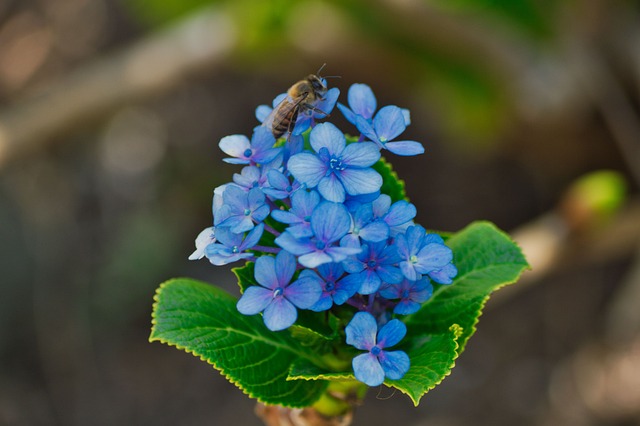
<box><xmin>262</xmin><ymin>65</ymin><xmax>333</xmax><ymax>139</ymax></box>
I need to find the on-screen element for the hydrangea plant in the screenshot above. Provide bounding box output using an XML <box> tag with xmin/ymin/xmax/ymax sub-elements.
<box><xmin>150</xmin><ymin>77</ymin><xmax>529</xmax><ymax>422</ymax></box>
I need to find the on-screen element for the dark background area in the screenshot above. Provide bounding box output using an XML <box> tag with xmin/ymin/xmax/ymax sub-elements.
<box><xmin>1</xmin><ymin>0</ymin><xmax>639</xmax><ymax>425</ymax></box>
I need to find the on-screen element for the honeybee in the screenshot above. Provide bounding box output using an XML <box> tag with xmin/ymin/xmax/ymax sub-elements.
<box><xmin>262</xmin><ymin>66</ymin><xmax>332</xmax><ymax>139</ymax></box>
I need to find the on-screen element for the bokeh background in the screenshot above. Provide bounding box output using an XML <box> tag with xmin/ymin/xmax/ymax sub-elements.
<box><xmin>1</xmin><ymin>0</ymin><xmax>640</xmax><ymax>425</ymax></box>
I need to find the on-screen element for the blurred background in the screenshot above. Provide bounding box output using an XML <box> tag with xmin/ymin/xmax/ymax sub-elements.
<box><xmin>1</xmin><ymin>0</ymin><xmax>639</xmax><ymax>425</ymax></box>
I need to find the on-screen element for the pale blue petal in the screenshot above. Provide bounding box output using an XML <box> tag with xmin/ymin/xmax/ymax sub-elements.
<box><xmin>415</xmin><ymin>243</ymin><xmax>453</xmax><ymax>273</ymax></box>
<box><xmin>340</xmin><ymin>142</ymin><xmax>381</xmax><ymax>168</ymax></box>
<box><xmin>355</xmin><ymin>115</ymin><xmax>379</xmax><ymax>144</ymax></box>
<box><xmin>256</xmin><ymin>105</ymin><xmax>272</xmax><ymax>122</ymax></box>
<box><xmin>311</xmin><ymin>202</ymin><xmax>351</xmax><ymax>243</ymax></box>
<box><xmin>298</xmin><ymin>251</ymin><xmax>333</xmax><ymax>268</ymax></box>
<box><xmin>236</xmin><ymin>286</ymin><xmax>273</xmax><ymax>315</ymax></box>
<box><xmin>338</xmin><ymin>168</ymin><xmax>382</xmax><ymax>196</ymax></box>
<box><xmin>275</xmin><ymin>232</ymin><xmax>313</xmax><ymax>256</ymax></box>
<box><xmin>263</xmin><ymin>297</ymin><xmax>297</xmax><ymax>331</ymax></box>
<box><xmin>254</xmin><ymin>255</ymin><xmax>277</xmax><ymax>289</ymax></box>
<box><xmin>357</xmin><ymin>270</ymin><xmax>381</xmax><ymax>295</ymax></box>
<box><xmin>348</xmin><ymin>83</ymin><xmax>377</xmax><ymax>119</ymax></box>
<box><xmin>353</xmin><ymin>353</ymin><xmax>385</xmax><ymax>387</ymax></box>
<box><xmin>345</xmin><ymin>312</ymin><xmax>377</xmax><ymax>350</ymax></box>
<box><xmin>359</xmin><ymin>221</ymin><xmax>389</xmax><ymax>242</ymax></box>
<box><xmin>384</xmin><ymin>201</ymin><xmax>416</xmax><ymax>227</ymax></box>
<box><xmin>309</xmin><ymin>122</ymin><xmax>345</xmax><ymax>155</ymax></box>
<box><xmin>372</xmin><ymin>194</ymin><xmax>391</xmax><ymax>217</ymax></box>
<box><xmin>219</xmin><ymin>134</ymin><xmax>250</xmax><ymax>157</ymax></box>
<box><xmin>318</xmin><ymin>174</ymin><xmax>346</xmax><ymax>203</ymax></box>
<box><xmin>385</xmin><ymin>141</ymin><xmax>424</xmax><ymax>156</ymax></box>
<box><xmin>373</xmin><ymin>106</ymin><xmax>406</xmax><ymax>141</ymax></box>
<box><xmin>400</xmin><ymin>261</ymin><xmax>418</xmax><ymax>282</ymax></box>
<box><xmin>393</xmin><ymin>300</ymin><xmax>421</xmax><ymax>315</ymax></box>
<box><xmin>377</xmin><ymin>319</ymin><xmax>406</xmax><ymax>348</ymax></box>
<box><xmin>275</xmin><ymin>250</ymin><xmax>296</xmax><ymax>285</ymax></box>
<box><xmin>379</xmin><ymin>350</ymin><xmax>410</xmax><ymax>380</ymax></box>
<box><xmin>285</xmin><ymin>277</ymin><xmax>322</xmax><ymax>309</ymax></box>
<box><xmin>241</xmin><ymin>223</ymin><xmax>264</xmax><ymax>250</ymax></box>
<box><xmin>288</xmin><ymin>153</ymin><xmax>326</xmax><ymax>188</ymax></box>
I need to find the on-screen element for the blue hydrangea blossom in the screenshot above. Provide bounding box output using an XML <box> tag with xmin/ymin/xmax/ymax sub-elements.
<box><xmin>191</xmin><ymin>75</ymin><xmax>458</xmax><ymax>388</ymax></box>
<box><xmin>345</xmin><ymin>312</ymin><xmax>410</xmax><ymax>386</ymax></box>
<box><xmin>237</xmin><ymin>251</ymin><xmax>321</xmax><ymax>331</ymax></box>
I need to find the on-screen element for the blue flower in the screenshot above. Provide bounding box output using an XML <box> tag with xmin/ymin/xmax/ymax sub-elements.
<box><xmin>214</xmin><ymin>186</ymin><xmax>270</xmax><ymax>234</ymax></box>
<box><xmin>421</xmin><ymin>234</ymin><xmax>458</xmax><ymax>284</ymax></box>
<box><xmin>356</xmin><ymin>106</ymin><xmax>424</xmax><ymax>156</ymax></box>
<box><xmin>219</xmin><ymin>127</ymin><xmax>281</xmax><ymax>165</ymax></box>
<box><xmin>236</xmin><ymin>251</ymin><xmax>321</xmax><ymax>331</ymax></box>
<box><xmin>256</xmin><ymin>87</ymin><xmax>340</xmax><ymax>137</ymax></box>
<box><xmin>232</xmin><ymin>158</ymin><xmax>281</xmax><ymax>191</ymax></box>
<box><xmin>271</xmin><ymin>190</ymin><xmax>321</xmax><ymax>238</ymax></box>
<box><xmin>204</xmin><ymin>224</ymin><xmax>264</xmax><ymax>265</ymax></box>
<box><xmin>342</xmin><ymin>241</ymin><xmax>403</xmax><ymax>294</ymax></box>
<box><xmin>395</xmin><ymin>226</ymin><xmax>454</xmax><ymax>281</ymax></box>
<box><xmin>188</xmin><ymin>226</ymin><xmax>216</xmax><ymax>260</ymax></box>
<box><xmin>262</xmin><ymin>169</ymin><xmax>301</xmax><ymax>200</ymax></box>
<box><xmin>346</xmin><ymin>312</ymin><xmax>410</xmax><ymax>386</ymax></box>
<box><xmin>379</xmin><ymin>278</ymin><xmax>433</xmax><ymax>315</ymax></box>
<box><xmin>288</xmin><ymin>123</ymin><xmax>382</xmax><ymax>203</ymax></box>
<box><xmin>338</xmin><ymin>83</ymin><xmax>411</xmax><ymax>128</ymax></box>
<box><xmin>337</xmin><ymin>83</ymin><xmax>378</xmax><ymax>125</ymax></box>
<box><xmin>340</xmin><ymin>201</ymin><xmax>389</xmax><ymax>247</ymax></box>
<box><xmin>372</xmin><ymin>195</ymin><xmax>416</xmax><ymax>236</ymax></box>
<box><xmin>296</xmin><ymin>263</ymin><xmax>359</xmax><ymax>311</ymax></box>
<box><xmin>275</xmin><ymin>201</ymin><xmax>361</xmax><ymax>268</ymax></box>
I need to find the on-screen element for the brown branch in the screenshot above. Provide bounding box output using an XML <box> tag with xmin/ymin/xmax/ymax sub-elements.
<box><xmin>0</xmin><ymin>7</ymin><xmax>237</xmax><ymax>168</ymax></box>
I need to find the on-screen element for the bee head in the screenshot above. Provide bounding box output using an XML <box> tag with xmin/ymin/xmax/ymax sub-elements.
<box><xmin>307</xmin><ymin>74</ymin><xmax>328</xmax><ymax>98</ymax></box>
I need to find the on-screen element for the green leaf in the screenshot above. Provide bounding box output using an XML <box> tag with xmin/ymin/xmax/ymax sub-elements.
<box><xmin>232</xmin><ymin>262</ymin><xmax>255</xmax><ymax>293</ymax></box>
<box><xmin>150</xmin><ymin>278</ymin><xmax>328</xmax><ymax>407</ymax></box>
<box><xmin>374</xmin><ymin>157</ymin><xmax>407</xmax><ymax>202</ymax></box>
<box><xmin>388</xmin><ymin>221</ymin><xmax>528</xmax><ymax>405</ymax></box>
<box><xmin>406</xmin><ymin>221</ymin><xmax>529</xmax><ymax>351</ymax></box>
<box><xmin>389</xmin><ymin>325</ymin><xmax>462</xmax><ymax>405</ymax></box>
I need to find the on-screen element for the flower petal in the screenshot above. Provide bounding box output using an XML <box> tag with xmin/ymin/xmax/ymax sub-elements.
<box><xmin>353</xmin><ymin>353</ymin><xmax>385</xmax><ymax>387</ymax></box>
<box><xmin>254</xmin><ymin>255</ymin><xmax>278</xmax><ymax>289</ymax></box>
<box><xmin>236</xmin><ymin>286</ymin><xmax>273</xmax><ymax>315</ymax></box>
<box><xmin>288</xmin><ymin>153</ymin><xmax>327</xmax><ymax>188</ymax></box>
<box><xmin>263</xmin><ymin>297</ymin><xmax>297</xmax><ymax>331</ymax></box>
<box><xmin>373</xmin><ymin>106</ymin><xmax>406</xmax><ymax>141</ymax></box>
<box><xmin>340</xmin><ymin>142</ymin><xmax>381</xmax><ymax>168</ymax></box>
<box><xmin>285</xmin><ymin>276</ymin><xmax>322</xmax><ymax>309</ymax></box>
<box><xmin>338</xmin><ymin>168</ymin><xmax>383</xmax><ymax>196</ymax></box>
<box><xmin>309</xmin><ymin>122</ymin><xmax>345</xmax><ymax>155</ymax></box>
<box><xmin>379</xmin><ymin>350</ymin><xmax>410</xmax><ymax>380</ymax></box>
<box><xmin>219</xmin><ymin>134</ymin><xmax>250</xmax><ymax>158</ymax></box>
<box><xmin>311</xmin><ymin>202</ymin><xmax>351</xmax><ymax>243</ymax></box>
<box><xmin>384</xmin><ymin>141</ymin><xmax>424</xmax><ymax>156</ymax></box>
<box><xmin>318</xmin><ymin>174</ymin><xmax>346</xmax><ymax>203</ymax></box>
<box><xmin>415</xmin><ymin>243</ymin><xmax>453</xmax><ymax>273</ymax></box>
<box><xmin>345</xmin><ymin>311</ymin><xmax>377</xmax><ymax>350</ymax></box>
<box><xmin>348</xmin><ymin>83</ymin><xmax>377</xmax><ymax>119</ymax></box>
<box><xmin>275</xmin><ymin>232</ymin><xmax>313</xmax><ymax>256</ymax></box>
<box><xmin>377</xmin><ymin>318</ymin><xmax>407</xmax><ymax>348</ymax></box>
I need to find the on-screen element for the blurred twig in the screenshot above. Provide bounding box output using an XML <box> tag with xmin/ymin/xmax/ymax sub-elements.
<box><xmin>0</xmin><ymin>6</ymin><xmax>237</xmax><ymax>168</ymax></box>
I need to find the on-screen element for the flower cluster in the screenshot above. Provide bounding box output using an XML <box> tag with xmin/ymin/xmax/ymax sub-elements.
<box><xmin>191</xmin><ymin>81</ymin><xmax>457</xmax><ymax>387</ymax></box>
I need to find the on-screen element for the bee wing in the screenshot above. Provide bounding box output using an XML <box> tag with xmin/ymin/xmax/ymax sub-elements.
<box><xmin>261</xmin><ymin>93</ymin><xmax>307</xmax><ymax>135</ymax></box>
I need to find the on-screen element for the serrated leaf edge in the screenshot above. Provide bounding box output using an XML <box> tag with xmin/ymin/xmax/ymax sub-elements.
<box><xmin>149</xmin><ymin>278</ymin><xmax>328</xmax><ymax>408</ymax></box>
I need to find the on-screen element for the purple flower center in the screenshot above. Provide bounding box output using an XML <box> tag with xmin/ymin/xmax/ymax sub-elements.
<box><xmin>286</xmin><ymin>185</ymin><xmax>292</xmax><ymax>192</ymax></box>
<box><xmin>367</xmin><ymin>260</ymin><xmax>377</xmax><ymax>268</ymax></box>
<box><xmin>325</xmin><ymin>281</ymin><xmax>335</xmax><ymax>292</ymax></box>
<box><xmin>371</xmin><ymin>346</ymin><xmax>382</xmax><ymax>356</ymax></box>
<box><xmin>315</xmin><ymin>240</ymin><xmax>327</xmax><ymax>250</ymax></box>
<box><xmin>273</xmin><ymin>287</ymin><xmax>284</xmax><ymax>298</ymax></box>
<box><xmin>244</xmin><ymin>148</ymin><xmax>253</xmax><ymax>157</ymax></box>
<box><xmin>304</xmin><ymin>215</ymin><xmax>311</xmax><ymax>222</ymax></box>
<box><xmin>402</xmin><ymin>289</ymin><xmax>410</xmax><ymax>299</ymax></box>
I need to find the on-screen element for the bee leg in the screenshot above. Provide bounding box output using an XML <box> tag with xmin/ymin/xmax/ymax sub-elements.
<box><xmin>308</xmin><ymin>106</ymin><xmax>330</xmax><ymax>118</ymax></box>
